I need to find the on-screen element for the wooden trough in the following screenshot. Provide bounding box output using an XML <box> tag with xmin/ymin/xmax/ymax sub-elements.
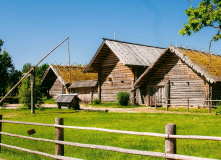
<box><xmin>55</xmin><ymin>94</ymin><xmax>80</xmax><ymax>110</ymax></box>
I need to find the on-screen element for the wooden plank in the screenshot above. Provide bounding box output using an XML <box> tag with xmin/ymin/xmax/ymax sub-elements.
<box><xmin>0</xmin><ymin>143</ymin><xmax>80</xmax><ymax>160</ymax></box>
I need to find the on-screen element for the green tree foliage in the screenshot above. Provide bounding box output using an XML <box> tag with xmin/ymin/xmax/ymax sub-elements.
<box><xmin>21</xmin><ymin>63</ymin><xmax>32</xmax><ymax>73</ymax></box>
<box><xmin>35</xmin><ymin>63</ymin><xmax>49</xmax><ymax>78</ymax></box>
<box><xmin>0</xmin><ymin>39</ymin><xmax>3</xmax><ymax>53</ymax></box>
<box><xmin>18</xmin><ymin>63</ymin><xmax>49</xmax><ymax>108</ymax></box>
<box><xmin>179</xmin><ymin>0</ymin><xmax>221</xmax><ymax>46</ymax></box>
<box><xmin>117</xmin><ymin>91</ymin><xmax>130</xmax><ymax>106</ymax></box>
<box><xmin>18</xmin><ymin>77</ymin><xmax>41</xmax><ymax>108</ymax></box>
<box><xmin>7</xmin><ymin>70</ymin><xmax>22</xmax><ymax>95</ymax></box>
<box><xmin>0</xmin><ymin>50</ymin><xmax>15</xmax><ymax>96</ymax></box>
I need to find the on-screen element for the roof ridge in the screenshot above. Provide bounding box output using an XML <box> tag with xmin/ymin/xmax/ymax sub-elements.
<box><xmin>102</xmin><ymin>38</ymin><xmax>165</xmax><ymax>49</ymax></box>
<box><xmin>177</xmin><ymin>47</ymin><xmax>221</xmax><ymax>57</ymax></box>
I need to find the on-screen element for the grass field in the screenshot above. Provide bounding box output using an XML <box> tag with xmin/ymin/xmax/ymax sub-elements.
<box><xmin>0</xmin><ymin>108</ymin><xmax>221</xmax><ymax>160</ymax></box>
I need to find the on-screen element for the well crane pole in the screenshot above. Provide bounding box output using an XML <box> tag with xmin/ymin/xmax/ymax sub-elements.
<box><xmin>0</xmin><ymin>37</ymin><xmax>69</xmax><ymax>104</ymax></box>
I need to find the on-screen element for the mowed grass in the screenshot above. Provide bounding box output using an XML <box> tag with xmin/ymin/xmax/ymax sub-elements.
<box><xmin>85</xmin><ymin>102</ymin><xmax>146</xmax><ymax>108</ymax></box>
<box><xmin>0</xmin><ymin>108</ymin><xmax>221</xmax><ymax>160</ymax></box>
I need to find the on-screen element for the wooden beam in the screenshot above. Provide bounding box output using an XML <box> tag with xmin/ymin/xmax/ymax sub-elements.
<box><xmin>30</xmin><ymin>68</ymin><xmax>35</xmax><ymax>114</ymax></box>
<box><xmin>0</xmin><ymin>37</ymin><xmax>69</xmax><ymax>104</ymax></box>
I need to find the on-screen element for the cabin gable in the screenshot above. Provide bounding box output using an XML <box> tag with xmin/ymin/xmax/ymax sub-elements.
<box><xmin>49</xmin><ymin>78</ymin><xmax>65</xmax><ymax>98</ymax></box>
<box><xmin>142</xmin><ymin>52</ymin><xmax>207</xmax><ymax>106</ymax></box>
<box><xmin>100</xmin><ymin>51</ymin><xmax>134</xmax><ymax>102</ymax></box>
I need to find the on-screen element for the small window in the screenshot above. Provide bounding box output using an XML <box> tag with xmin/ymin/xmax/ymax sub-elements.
<box><xmin>108</xmin><ymin>77</ymin><xmax>112</xmax><ymax>81</ymax></box>
<box><xmin>121</xmin><ymin>81</ymin><xmax>124</xmax><ymax>83</ymax></box>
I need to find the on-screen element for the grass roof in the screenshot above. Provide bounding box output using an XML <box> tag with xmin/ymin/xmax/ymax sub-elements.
<box><xmin>177</xmin><ymin>48</ymin><xmax>221</xmax><ymax>77</ymax></box>
<box><xmin>52</xmin><ymin>65</ymin><xmax>98</xmax><ymax>84</ymax></box>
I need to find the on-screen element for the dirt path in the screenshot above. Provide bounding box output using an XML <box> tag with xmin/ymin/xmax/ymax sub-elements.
<box><xmin>1</xmin><ymin>104</ymin><xmax>213</xmax><ymax>115</ymax></box>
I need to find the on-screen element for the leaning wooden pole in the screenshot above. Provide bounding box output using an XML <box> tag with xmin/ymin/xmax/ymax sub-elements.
<box><xmin>0</xmin><ymin>37</ymin><xmax>69</xmax><ymax>105</ymax></box>
<box><xmin>31</xmin><ymin>68</ymin><xmax>35</xmax><ymax>114</ymax></box>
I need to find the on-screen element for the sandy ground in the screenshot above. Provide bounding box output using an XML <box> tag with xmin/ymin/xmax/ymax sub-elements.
<box><xmin>1</xmin><ymin>103</ymin><xmax>211</xmax><ymax>115</ymax></box>
<box><xmin>1</xmin><ymin>103</ymin><xmax>159</xmax><ymax>113</ymax></box>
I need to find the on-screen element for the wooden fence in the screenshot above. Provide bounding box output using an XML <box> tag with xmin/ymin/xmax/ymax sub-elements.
<box><xmin>154</xmin><ymin>98</ymin><xmax>221</xmax><ymax>113</ymax></box>
<box><xmin>0</xmin><ymin>115</ymin><xmax>220</xmax><ymax>160</ymax></box>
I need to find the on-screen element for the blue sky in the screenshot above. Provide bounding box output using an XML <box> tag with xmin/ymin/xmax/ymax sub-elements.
<box><xmin>0</xmin><ymin>0</ymin><xmax>220</xmax><ymax>70</ymax></box>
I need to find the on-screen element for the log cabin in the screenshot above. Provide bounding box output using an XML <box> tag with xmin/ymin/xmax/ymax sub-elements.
<box><xmin>41</xmin><ymin>64</ymin><xmax>98</xmax><ymax>103</ymax></box>
<box><xmin>134</xmin><ymin>46</ymin><xmax>221</xmax><ymax>107</ymax></box>
<box><xmin>85</xmin><ymin>38</ymin><xmax>165</xmax><ymax>103</ymax></box>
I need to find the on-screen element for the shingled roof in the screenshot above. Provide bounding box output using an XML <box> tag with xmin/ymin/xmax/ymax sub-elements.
<box><xmin>135</xmin><ymin>46</ymin><xmax>221</xmax><ymax>86</ymax></box>
<box><xmin>41</xmin><ymin>64</ymin><xmax>98</xmax><ymax>86</ymax></box>
<box><xmin>69</xmin><ymin>80</ymin><xmax>98</xmax><ymax>89</ymax></box>
<box><xmin>85</xmin><ymin>38</ymin><xmax>165</xmax><ymax>72</ymax></box>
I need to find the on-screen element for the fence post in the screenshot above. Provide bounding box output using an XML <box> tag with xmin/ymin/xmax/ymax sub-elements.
<box><xmin>90</xmin><ymin>91</ymin><xmax>93</xmax><ymax>103</ymax></box>
<box><xmin>187</xmin><ymin>98</ymin><xmax>189</xmax><ymax>113</ymax></box>
<box><xmin>55</xmin><ymin>118</ymin><xmax>64</xmax><ymax>157</ymax></box>
<box><xmin>155</xmin><ymin>98</ymin><xmax>157</xmax><ymax>109</ymax></box>
<box><xmin>165</xmin><ymin>123</ymin><xmax>176</xmax><ymax>160</ymax></box>
<box><xmin>0</xmin><ymin>115</ymin><xmax>2</xmax><ymax>152</ymax></box>
<box><xmin>208</xmin><ymin>99</ymin><xmax>211</xmax><ymax>113</ymax></box>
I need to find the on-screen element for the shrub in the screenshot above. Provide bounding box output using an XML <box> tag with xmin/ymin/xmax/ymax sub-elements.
<box><xmin>38</xmin><ymin>107</ymin><xmax>45</xmax><ymax>111</ymax></box>
<box><xmin>117</xmin><ymin>91</ymin><xmax>130</xmax><ymax>106</ymax></box>
<box><xmin>18</xmin><ymin>77</ymin><xmax>41</xmax><ymax>109</ymax></box>
<box><xmin>93</xmin><ymin>98</ymin><xmax>101</xmax><ymax>104</ymax></box>
<box><xmin>216</xmin><ymin>105</ymin><xmax>221</xmax><ymax>115</ymax></box>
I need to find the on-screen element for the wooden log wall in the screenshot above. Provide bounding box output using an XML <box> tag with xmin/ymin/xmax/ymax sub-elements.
<box><xmin>144</xmin><ymin>53</ymin><xmax>207</xmax><ymax>106</ymax></box>
<box><xmin>49</xmin><ymin>78</ymin><xmax>63</xmax><ymax>99</ymax></box>
<box><xmin>100</xmin><ymin>51</ymin><xmax>134</xmax><ymax>102</ymax></box>
<box><xmin>72</xmin><ymin>87</ymin><xmax>98</xmax><ymax>103</ymax></box>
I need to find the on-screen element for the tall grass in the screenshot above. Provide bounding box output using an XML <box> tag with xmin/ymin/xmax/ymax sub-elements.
<box><xmin>0</xmin><ymin>108</ymin><xmax>220</xmax><ymax>159</ymax></box>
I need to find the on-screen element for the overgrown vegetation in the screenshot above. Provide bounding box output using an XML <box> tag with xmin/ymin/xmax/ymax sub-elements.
<box><xmin>117</xmin><ymin>91</ymin><xmax>130</xmax><ymax>106</ymax></box>
<box><xmin>42</xmin><ymin>97</ymin><xmax>56</xmax><ymax>104</ymax></box>
<box><xmin>216</xmin><ymin>105</ymin><xmax>221</xmax><ymax>115</ymax></box>
<box><xmin>0</xmin><ymin>39</ymin><xmax>22</xmax><ymax>96</ymax></box>
<box><xmin>0</xmin><ymin>109</ymin><xmax>221</xmax><ymax>160</ymax></box>
<box><xmin>92</xmin><ymin>98</ymin><xmax>101</xmax><ymax>104</ymax></box>
<box><xmin>18</xmin><ymin>63</ymin><xmax>49</xmax><ymax>108</ymax></box>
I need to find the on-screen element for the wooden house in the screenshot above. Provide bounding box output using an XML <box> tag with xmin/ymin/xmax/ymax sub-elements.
<box><xmin>41</xmin><ymin>64</ymin><xmax>98</xmax><ymax>103</ymax></box>
<box><xmin>85</xmin><ymin>38</ymin><xmax>165</xmax><ymax>103</ymax></box>
<box><xmin>134</xmin><ymin>46</ymin><xmax>221</xmax><ymax>107</ymax></box>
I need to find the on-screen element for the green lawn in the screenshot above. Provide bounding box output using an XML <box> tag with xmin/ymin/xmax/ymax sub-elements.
<box><xmin>85</xmin><ymin>102</ymin><xmax>146</xmax><ymax>108</ymax></box>
<box><xmin>0</xmin><ymin>108</ymin><xmax>221</xmax><ymax>160</ymax></box>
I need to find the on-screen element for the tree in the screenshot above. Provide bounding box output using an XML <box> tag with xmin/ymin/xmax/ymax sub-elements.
<box><xmin>179</xmin><ymin>0</ymin><xmax>221</xmax><ymax>53</ymax></box>
<box><xmin>7</xmin><ymin>70</ymin><xmax>22</xmax><ymax>95</ymax></box>
<box><xmin>0</xmin><ymin>50</ymin><xmax>15</xmax><ymax>96</ymax></box>
<box><xmin>0</xmin><ymin>39</ymin><xmax>3</xmax><ymax>53</ymax></box>
<box><xmin>22</xmin><ymin>63</ymin><xmax>32</xmax><ymax>73</ymax></box>
<box><xmin>18</xmin><ymin>77</ymin><xmax>41</xmax><ymax>108</ymax></box>
<box><xmin>18</xmin><ymin>63</ymin><xmax>49</xmax><ymax>108</ymax></box>
<box><xmin>35</xmin><ymin>63</ymin><xmax>49</xmax><ymax>79</ymax></box>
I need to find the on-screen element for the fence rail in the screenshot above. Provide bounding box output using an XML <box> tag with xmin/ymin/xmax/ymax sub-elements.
<box><xmin>0</xmin><ymin>116</ymin><xmax>220</xmax><ymax>160</ymax></box>
<box><xmin>154</xmin><ymin>98</ymin><xmax>221</xmax><ymax>113</ymax></box>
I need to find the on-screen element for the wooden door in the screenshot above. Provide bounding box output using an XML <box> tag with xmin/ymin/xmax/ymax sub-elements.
<box><xmin>150</xmin><ymin>86</ymin><xmax>165</xmax><ymax>106</ymax></box>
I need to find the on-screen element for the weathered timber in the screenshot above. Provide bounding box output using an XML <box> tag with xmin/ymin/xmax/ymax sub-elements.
<box><xmin>0</xmin><ymin>37</ymin><xmax>69</xmax><ymax>104</ymax></box>
<box><xmin>0</xmin><ymin>143</ymin><xmax>79</xmax><ymax>160</ymax></box>
<box><xmin>30</xmin><ymin>69</ymin><xmax>35</xmax><ymax>114</ymax></box>
<box><xmin>165</xmin><ymin>124</ymin><xmax>176</xmax><ymax>160</ymax></box>
<box><xmin>140</xmin><ymin>53</ymin><xmax>208</xmax><ymax>106</ymax></box>
<box><xmin>55</xmin><ymin>118</ymin><xmax>64</xmax><ymax>156</ymax></box>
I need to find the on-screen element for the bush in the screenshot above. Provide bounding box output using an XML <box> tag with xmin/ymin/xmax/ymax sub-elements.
<box><xmin>93</xmin><ymin>98</ymin><xmax>101</xmax><ymax>104</ymax></box>
<box><xmin>18</xmin><ymin>77</ymin><xmax>41</xmax><ymax>109</ymax></box>
<box><xmin>216</xmin><ymin>105</ymin><xmax>221</xmax><ymax>115</ymax></box>
<box><xmin>38</xmin><ymin>107</ymin><xmax>45</xmax><ymax>111</ymax></box>
<box><xmin>117</xmin><ymin>91</ymin><xmax>130</xmax><ymax>106</ymax></box>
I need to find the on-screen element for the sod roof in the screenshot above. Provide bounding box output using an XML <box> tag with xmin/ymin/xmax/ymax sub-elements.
<box><xmin>42</xmin><ymin>64</ymin><xmax>98</xmax><ymax>86</ymax></box>
<box><xmin>135</xmin><ymin>46</ymin><xmax>221</xmax><ymax>86</ymax></box>
<box><xmin>177</xmin><ymin>48</ymin><xmax>221</xmax><ymax>77</ymax></box>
